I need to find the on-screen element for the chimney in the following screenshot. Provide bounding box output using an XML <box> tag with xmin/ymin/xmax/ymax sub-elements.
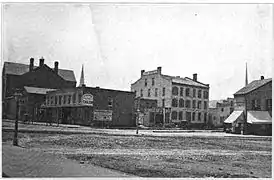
<box><xmin>141</xmin><ymin>70</ymin><xmax>145</xmax><ymax>77</ymax></box>
<box><xmin>39</xmin><ymin>57</ymin><xmax>44</xmax><ymax>67</ymax></box>
<box><xmin>54</xmin><ymin>61</ymin><xmax>59</xmax><ymax>74</ymax></box>
<box><xmin>29</xmin><ymin>58</ymin><xmax>34</xmax><ymax>72</ymax></box>
<box><xmin>193</xmin><ymin>73</ymin><xmax>197</xmax><ymax>81</ymax></box>
<box><xmin>261</xmin><ymin>76</ymin><xmax>264</xmax><ymax>80</ymax></box>
<box><xmin>157</xmin><ymin>67</ymin><xmax>162</xmax><ymax>74</ymax></box>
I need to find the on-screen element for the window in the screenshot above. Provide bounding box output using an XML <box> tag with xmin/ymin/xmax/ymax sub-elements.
<box><xmin>155</xmin><ymin>88</ymin><xmax>158</xmax><ymax>97</ymax></box>
<box><xmin>78</xmin><ymin>94</ymin><xmax>82</xmax><ymax>103</ymax></box>
<box><xmin>192</xmin><ymin>112</ymin><xmax>196</xmax><ymax>121</ymax></box>
<box><xmin>198</xmin><ymin>113</ymin><xmax>201</xmax><ymax>121</ymax></box>
<box><xmin>192</xmin><ymin>100</ymin><xmax>196</xmax><ymax>109</ymax></box>
<box><xmin>204</xmin><ymin>113</ymin><xmax>207</xmax><ymax>122</ymax></box>
<box><xmin>198</xmin><ymin>101</ymin><xmax>202</xmax><ymax>109</ymax></box>
<box><xmin>141</xmin><ymin>89</ymin><xmax>143</xmax><ymax>97</ymax></box>
<box><xmin>179</xmin><ymin>111</ymin><xmax>183</xmax><ymax>120</ymax></box>
<box><xmin>108</xmin><ymin>98</ymin><xmax>113</xmax><ymax>107</ymax></box>
<box><xmin>50</xmin><ymin>96</ymin><xmax>54</xmax><ymax>105</ymax></box>
<box><xmin>73</xmin><ymin>93</ymin><xmax>76</xmax><ymax>104</ymax></box>
<box><xmin>204</xmin><ymin>101</ymin><xmax>207</xmax><ymax>110</ymax></box>
<box><xmin>46</xmin><ymin>96</ymin><xmax>49</xmax><ymax>105</ymax></box>
<box><xmin>55</xmin><ymin>96</ymin><xmax>58</xmax><ymax>105</ymax></box>
<box><xmin>193</xmin><ymin>89</ymin><xmax>196</xmax><ymax>97</ymax></box>
<box><xmin>198</xmin><ymin>90</ymin><xmax>202</xmax><ymax>98</ymax></box>
<box><xmin>172</xmin><ymin>86</ymin><xmax>179</xmax><ymax>96</ymax></box>
<box><xmin>63</xmin><ymin>95</ymin><xmax>67</xmax><ymax>104</ymax></box>
<box><xmin>266</xmin><ymin>99</ymin><xmax>272</xmax><ymax>111</ymax></box>
<box><xmin>252</xmin><ymin>99</ymin><xmax>261</xmax><ymax>110</ymax></box>
<box><xmin>186</xmin><ymin>100</ymin><xmax>191</xmax><ymax>108</ymax></box>
<box><xmin>186</xmin><ymin>88</ymin><xmax>190</xmax><ymax>96</ymax></box>
<box><xmin>152</xmin><ymin>78</ymin><xmax>155</xmax><ymax>86</ymax></box>
<box><xmin>162</xmin><ymin>99</ymin><xmax>165</xmax><ymax>107</ymax></box>
<box><xmin>148</xmin><ymin>89</ymin><xmax>151</xmax><ymax>97</ymax></box>
<box><xmin>179</xmin><ymin>99</ymin><xmax>184</xmax><ymax>107</ymax></box>
<box><xmin>221</xmin><ymin>108</ymin><xmax>224</xmax><ymax>112</ymax></box>
<box><xmin>172</xmin><ymin>111</ymin><xmax>178</xmax><ymax>120</ymax></box>
<box><xmin>145</xmin><ymin>79</ymin><xmax>147</xmax><ymax>86</ymax></box>
<box><xmin>172</xmin><ymin>98</ymin><xmax>178</xmax><ymax>107</ymax></box>
<box><xmin>68</xmin><ymin>95</ymin><xmax>71</xmax><ymax>104</ymax></box>
<box><xmin>186</xmin><ymin>112</ymin><xmax>191</xmax><ymax>121</ymax></box>
<box><xmin>180</xmin><ymin>87</ymin><xmax>184</xmax><ymax>96</ymax></box>
<box><xmin>59</xmin><ymin>96</ymin><xmax>62</xmax><ymax>105</ymax></box>
<box><xmin>162</xmin><ymin>87</ymin><xmax>165</xmax><ymax>96</ymax></box>
<box><xmin>203</xmin><ymin>91</ymin><xmax>208</xmax><ymax>99</ymax></box>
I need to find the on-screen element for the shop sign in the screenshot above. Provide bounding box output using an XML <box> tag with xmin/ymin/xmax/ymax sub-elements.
<box><xmin>82</xmin><ymin>94</ymin><xmax>93</xmax><ymax>106</ymax></box>
<box><xmin>94</xmin><ymin>110</ymin><xmax>112</xmax><ymax>121</ymax></box>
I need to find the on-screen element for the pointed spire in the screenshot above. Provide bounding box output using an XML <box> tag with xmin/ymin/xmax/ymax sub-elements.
<box><xmin>245</xmin><ymin>62</ymin><xmax>248</xmax><ymax>86</ymax></box>
<box><xmin>78</xmin><ymin>64</ymin><xmax>85</xmax><ymax>87</ymax></box>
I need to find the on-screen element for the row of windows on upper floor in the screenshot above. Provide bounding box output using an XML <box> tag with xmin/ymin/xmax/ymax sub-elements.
<box><xmin>137</xmin><ymin>87</ymin><xmax>208</xmax><ymax>99</ymax></box>
<box><xmin>171</xmin><ymin>111</ymin><xmax>207</xmax><ymax>121</ymax></box>
<box><xmin>172</xmin><ymin>98</ymin><xmax>208</xmax><ymax>110</ymax></box>
<box><xmin>172</xmin><ymin>86</ymin><xmax>209</xmax><ymax>99</ymax></box>
<box><xmin>46</xmin><ymin>94</ymin><xmax>113</xmax><ymax>107</ymax></box>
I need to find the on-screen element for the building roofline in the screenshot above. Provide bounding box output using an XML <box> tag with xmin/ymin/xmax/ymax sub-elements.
<box><xmin>233</xmin><ymin>78</ymin><xmax>272</xmax><ymax>96</ymax></box>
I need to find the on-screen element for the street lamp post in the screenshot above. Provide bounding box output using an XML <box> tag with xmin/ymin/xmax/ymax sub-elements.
<box><xmin>13</xmin><ymin>89</ymin><xmax>22</xmax><ymax>146</ymax></box>
<box><xmin>136</xmin><ymin>109</ymin><xmax>140</xmax><ymax>135</ymax></box>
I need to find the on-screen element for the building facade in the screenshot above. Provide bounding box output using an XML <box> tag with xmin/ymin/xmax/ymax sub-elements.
<box><xmin>208</xmin><ymin>98</ymin><xmax>234</xmax><ymax>128</ymax></box>
<box><xmin>225</xmin><ymin>76</ymin><xmax>272</xmax><ymax>135</ymax></box>
<box><xmin>131</xmin><ymin>67</ymin><xmax>210</xmax><ymax>128</ymax></box>
<box><xmin>2</xmin><ymin>58</ymin><xmax>76</xmax><ymax>119</ymax></box>
<box><xmin>42</xmin><ymin>86</ymin><xmax>136</xmax><ymax>127</ymax></box>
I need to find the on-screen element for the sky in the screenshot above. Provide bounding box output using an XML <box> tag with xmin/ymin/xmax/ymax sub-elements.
<box><xmin>2</xmin><ymin>3</ymin><xmax>273</xmax><ymax>100</ymax></box>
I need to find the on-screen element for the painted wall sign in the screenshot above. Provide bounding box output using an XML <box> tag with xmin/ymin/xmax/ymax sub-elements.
<box><xmin>82</xmin><ymin>94</ymin><xmax>93</xmax><ymax>106</ymax></box>
<box><xmin>94</xmin><ymin>110</ymin><xmax>112</xmax><ymax>121</ymax></box>
<box><xmin>143</xmin><ymin>70</ymin><xmax>158</xmax><ymax>76</ymax></box>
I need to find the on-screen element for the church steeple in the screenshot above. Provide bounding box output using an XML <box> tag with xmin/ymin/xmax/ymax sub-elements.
<box><xmin>78</xmin><ymin>64</ymin><xmax>85</xmax><ymax>87</ymax></box>
<box><xmin>245</xmin><ymin>62</ymin><xmax>248</xmax><ymax>86</ymax></box>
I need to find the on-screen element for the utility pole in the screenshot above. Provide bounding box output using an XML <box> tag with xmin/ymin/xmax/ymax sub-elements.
<box><xmin>13</xmin><ymin>89</ymin><xmax>22</xmax><ymax>146</ymax></box>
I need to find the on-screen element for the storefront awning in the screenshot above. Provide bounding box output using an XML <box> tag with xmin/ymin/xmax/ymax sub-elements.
<box><xmin>247</xmin><ymin>111</ymin><xmax>272</xmax><ymax>124</ymax></box>
<box><xmin>24</xmin><ymin>86</ymin><xmax>57</xmax><ymax>95</ymax></box>
<box><xmin>224</xmin><ymin>110</ymin><xmax>243</xmax><ymax>124</ymax></box>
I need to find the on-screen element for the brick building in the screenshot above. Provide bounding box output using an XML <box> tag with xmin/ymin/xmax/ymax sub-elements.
<box><xmin>2</xmin><ymin>58</ymin><xmax>76</xmax><ymax>120</ymax></box>
<box><xmin>131</xmin><ymin>67</ymin><xmax>210</xmax><ymax>128</ymax></box>
<box><xmin>224</xmin><ymin>76</ymin><xmax>272</xmax><ymax>135</ymax></box>
<box><xmin>42</xmin><ymin>86</ymin><xmax>136</xmax><ymax>127</ymax></box>
<box><xmin>208</xmin><ymin>98</ymin><xmax>234</xmax><ymax>128</ymax></box>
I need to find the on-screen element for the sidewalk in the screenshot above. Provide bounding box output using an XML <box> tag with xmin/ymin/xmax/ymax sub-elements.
<box><xmin>2</xmin><ymin>144</ymin><xmax>133</xmax><ymax>177</ymax></box>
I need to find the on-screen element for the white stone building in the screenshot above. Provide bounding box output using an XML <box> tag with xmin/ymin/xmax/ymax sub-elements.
<box><xmin>131</xmin><ymin>67</ymin><xmax>210</xmax><ymax>128</ymax></box>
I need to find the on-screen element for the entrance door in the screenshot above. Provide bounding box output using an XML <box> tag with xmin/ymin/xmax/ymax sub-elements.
<box><xmin>155</xmin><ymin>114</ymin><xmax>163</xmax><ymax>125</ymax></box>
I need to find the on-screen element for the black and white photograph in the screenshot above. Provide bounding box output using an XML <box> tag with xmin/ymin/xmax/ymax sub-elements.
<box><xmin>1</xmin><ymin>2</ymin><xmax>272</xmax><ymax>178</ymax></box>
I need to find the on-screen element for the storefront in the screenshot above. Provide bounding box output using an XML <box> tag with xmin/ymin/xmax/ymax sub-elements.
<box><xmin>42</xmin><ymin>86</ymin><xmax>135</xmax><ymax>127</ymax></box>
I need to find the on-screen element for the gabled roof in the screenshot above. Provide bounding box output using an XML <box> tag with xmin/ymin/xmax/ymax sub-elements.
<box><xmin>234</xmin><ymin>78</ymin><xmax>272</xmax><ymax>96</ymax></box>
<box><xmin>24</xmin><ymin>86</ymin><xmax>57</xmax><ymax>95</ymax></box>
<box><xmin>172</xmin><ymin>77</ymin><xmax>209</xmax><ymax>88</ymax></box>
<box><xmin>3</xmin><ymin>61</ymin><xmax>76</xmax><ymax>82</ymax></box>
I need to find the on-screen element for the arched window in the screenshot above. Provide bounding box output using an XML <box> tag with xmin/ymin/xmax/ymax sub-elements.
<box><xmin>192</xmin><ymin>112</ymin><xmax>196</xmax><ymax>121</ymax></box>
<box><xmin>198</xmin><ymin>90</ymin><xmax>202</xmax><ymax>98</ymax></box>
<box><xmin>180</xmin><ymin>87</ymin><xmax>184</xmax><ymax>96</ymax></box>
<box><xmin>179</xmin><ymin>99</ymin><xmax>184</xmax><ymax>107</ymax></box>
<box><xmin>172</xmin><ymin>86</ymin><xmax>179</xmax><ymax>96</ymax></box>
<box><xmin>186</xmin><ymin>88</ymin><xmax>190</xmax><ymax>96</ymax></box>
<box><xmin>172</xmin><ymin>98</ymin><xmax>178</xmax><ymax>107</ymax></box>
<box><xmin>172</xmin><ymin>111</ymin><xmax>178</xmax><ymax>120</ymax></box>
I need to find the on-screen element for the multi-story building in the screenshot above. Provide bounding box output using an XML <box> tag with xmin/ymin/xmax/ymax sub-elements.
<box><xmin>208</xmin><ymin>98</ymin><xmax>234</xmax><ymax>128</ymax></box>
<box><xmin>2</xmin><ymin>58</ymin><xmax>76</xmax><ymax>119</ymax></box>
<box><xmin>42</xmin><ymin>86</ymin><xmax>136</xmax><ymax>127</ymax></box>
<box><xmin>225</xmin><ymin>76</ymin><xmax>272</xmax><ymax>135</ymax></box>
<box><xmin>131</xmin><ymin>67</ymin><xmax>210</xmax><ymax>128</ymax></box>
